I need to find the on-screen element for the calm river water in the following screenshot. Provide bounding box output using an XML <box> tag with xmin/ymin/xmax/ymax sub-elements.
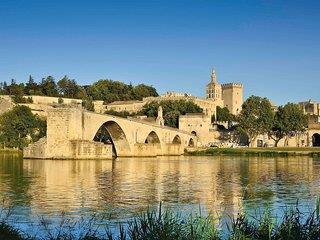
<box><xmin>1</xmin><ymin>153</ymin><xmax>320</xmax><ymax>230</ymax></box>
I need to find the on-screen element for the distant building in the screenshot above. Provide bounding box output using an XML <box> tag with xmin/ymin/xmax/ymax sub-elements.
<box><xmin>299</xmin><ymin>100</ymin><xmax>320</xmax><ymax>116</ymax></box>
<box><xmin>206</xmin><ymin>69</ymin><xmax>243</xmax><ymax>115</ymax></box>
<box><xmin>106</xmin><ymin>69</ymin><xmax>244</xmax><ymax>118</ymax></box>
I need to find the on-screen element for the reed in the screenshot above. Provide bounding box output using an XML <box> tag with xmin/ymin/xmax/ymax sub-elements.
<box><xmin>1</xmin><ymin>199</ymin><xmax>320</xmax><ymax>239</ymax></box>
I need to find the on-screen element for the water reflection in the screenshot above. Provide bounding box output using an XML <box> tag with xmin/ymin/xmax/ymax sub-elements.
<box><xmin>0</xmin><ymin>154</ymin><xmax>320</xmax><ymax>222</ymax></box>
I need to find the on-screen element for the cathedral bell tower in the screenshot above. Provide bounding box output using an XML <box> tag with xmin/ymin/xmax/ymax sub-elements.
<box><xmin>206</xmin><ymin>69</ymin><xmax>222</xmax><ymax>101</ymax></box>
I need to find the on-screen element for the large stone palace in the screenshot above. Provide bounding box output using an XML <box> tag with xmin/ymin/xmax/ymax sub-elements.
<box><xmin>105</xmin><ymin>70</ymin><xmax>244</xmax><ymax>118</ymax></box>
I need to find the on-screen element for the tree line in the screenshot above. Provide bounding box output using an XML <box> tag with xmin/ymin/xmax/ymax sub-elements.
<box><xmin>236</xmin><ymin>96</ymin><xmax>308</xmax><ymax>147</ymax></box>
<box><xmin>0</xmin><ymin>75</ymin><xmax>159</xmax><ymax>106</ymax></box>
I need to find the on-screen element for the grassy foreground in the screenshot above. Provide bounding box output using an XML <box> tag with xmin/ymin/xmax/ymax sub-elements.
<box><xmin>1</xmin><ymin>201</ymin><xmax>320</xmax><ymax>240</ymax></box>
<box><xmin>186</xmin><ymin>147</ymin><xmax>320</xmax><ymax>157</ymax></box>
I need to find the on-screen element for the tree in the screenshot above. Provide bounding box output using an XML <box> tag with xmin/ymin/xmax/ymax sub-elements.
<box><xmin>85</xmin><ymin>79</ymin><xmax>159</xmax><ymax>104</ymax></box>
<box><xmin>216</xmin><ymin>106</ymin><xmax>234</xmax><ymax>122</ymax></box>
<box><xmin>268</xmin><ymin>103</ymin><xmax>307</xmax><ymax>147</ymax></box>
<box><xmin>86</xmin><ymin>79</ymin><xmax>134</xmax><ymax>103</ymax></box>
<box><xmin>40</xmin><ymin>76</ymin><xmax>58</xmax><ymax>96</ymax></box>
<box><xmin>132</xmin><ymin>84</ymin><xmax>158</xmax><ymax>100</ymax></box>
<box><xmin>0</xmin><ymin>106</ymin><xmax>46</xmax><ymax>149</ymax></box>
<box><xmin>139</xmin><ymin>100</ymin><xmax>203</xmax><ymax>128</ymax></box>
<box><xmin>237</xmin><ymin>95</ymin><xmax>274</xmax><ymax>147</ymax></box>
<box><xmin>6</xmin><ymin>79</ymin><xmax>25</xmax><ymax>96</ymax></box>
<box><xmin>57</xmin><ymin>76</ymin><xmax>82</xmax><ymax>98</ymax></box>
<box><xmin>82</xmin><ymin>96</ymin><xmax>94</xmax><ymax>111</ymax></box>
<box><xmin>24</xmin><ymin>75</ymin><xmax>40</xmax><ymax>95</ymax></box>
<box><xmin>105</xmin><ymin>109</ymin><xmax>133</xmax><ymax>118</ymax></box>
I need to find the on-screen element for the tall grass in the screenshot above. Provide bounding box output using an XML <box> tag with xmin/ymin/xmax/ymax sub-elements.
<box><xmin>1</xmin><ymin>200</ymin><xmax>320</xmax><ymax>239</ymax></box>
<box><xmin>186</xmin><ymin>147</ymin><xmax>320</xmax><ymax>157</ymax></box>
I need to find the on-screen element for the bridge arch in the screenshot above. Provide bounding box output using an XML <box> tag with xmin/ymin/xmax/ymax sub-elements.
<box><xmin>172</xmin><ymin>135</ymin><xmax>182</xmax><ymax>144</ymax></box>
<box><xmin>93</xmin><ymin>121</ymin><xmax>130</xmax><ymax>157</ymax></box>
<box><xmin>312</xmin><ymin>133</ymin><xmax>320</xmax><ymax>147</ymax></box>
<box><xmin>191</xmin><ymin>131</ymin><xmax>197</xmax><ymax>137</ymax></box>
<box><xmin>145</xmin><ymin>131</ymin><xmax>161</xmax><ymax>144</ymax></box>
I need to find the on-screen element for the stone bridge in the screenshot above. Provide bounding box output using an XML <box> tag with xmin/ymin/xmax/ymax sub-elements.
<box><xmin>24</xmin><ymin>107</ymin><xmax>197</xmax><ymax>159</ymax></box>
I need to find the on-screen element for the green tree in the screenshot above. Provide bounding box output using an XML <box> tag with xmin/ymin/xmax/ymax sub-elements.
<box><xmin>139</xmin><ymin>100</ymin><xmax>203</xmax><ymax>128</ymax></box>
<box><xmin>86</xmin><ymin>79</ymin><xmax>159</xmax><ymax>104</ymax></box>
<box><xmin>86</xmin><ymin>79</ymin><xmax>134</xmax><ymax>103</ymax></box>
<box><xmin>82</xmin><ymin>96</ymin><xmax>94</xmax><ymax>111</ymax></box>
<box><xmin>216</xmin><ymin>106</ymin><xmax>234</xmax><ymax>122</ymax></box>
<box><xmin>268</xmin><ymin>103</ymin><xmax>307</xmax><ymax>147</ymax></box>
<box><xmin>237</xmin><ymin>95</ymin><xmax>274</xmax><ymax>146</ymax></box>
<box><xmin>0</xmin><ymin>106</ymin><xmax>46</xmax><ymax>149</ymax></box>
<box><xmin>40</xmin><ymin>76</ymin><xmax>58</xmax><ymax>96</ymax></box>
<box><xmin>57</xmin><ymin>76</ymin><xmax>82</xmax><ymax>98</ymax></box>
<box><xmin>105</xmin><ymin>109</ymin><xmax>133</xmax><ymax>118</ymax></box>
<box><xmin>24</xmin><ymin>75</ymin><xmax>41</xmax><ymax>95</ymax></box>
<box><xmin>132</xmin><ymin>84</ymin><xmax>158</xmax><ymax>100</ymax></box>
<box><xmin>6</xmin><ymin>79</ymin><xmax>25</xmax><ymax>97</ymax></box>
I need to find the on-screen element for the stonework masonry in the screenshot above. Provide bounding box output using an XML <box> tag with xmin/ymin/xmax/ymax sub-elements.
<box><xmin>106</xmin><ymin>71</ymin><xmax>244</xmax><ymax>119</ymax></box>
<box><xmin>23</xmin><ymin>107</ymin><xmax>197</xmax><ymax>159</ymax></box>
<box><xmin>221</xmin><ymin>83</ymin><xmax>243</xmax><ymax>115</ymax></box>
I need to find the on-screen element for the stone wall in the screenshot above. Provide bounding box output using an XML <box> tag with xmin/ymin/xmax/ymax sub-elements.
<box><xmin>221</xmin><ymin>83</ymin><xmax>243</xmax><ymax>115</ymax></box>
<box><xmin>70</xmin><ymin>140</ymin><xmax>112</xmax><ymax>159</ymax></box>
<box><xmin>132</xmin><ymin>143</ymin><xmax>183</xmax><ymax>157</ymax></box>
<box><xmin>0</xmin><ymin>96</ymin><xmax>14</xmax><ymax>115</ymax></box>
<box><xmin>46</xmin><ymin>108</ymin><xmax>83</xmax><ymax>158</ymax></box>
<box><xmin>28</xmin><ymin>95</ymin><xmax>82</xmax><ymax>105</ymax></box>
<box><xmin>23</xmin><ymin>137</ymin><xmax>48</xmax><ymax>159</ymax></box>
<box><xmin>179</xmin><ymin>113</ymin><xmax>213</xmax><ymax>146</ymax></box>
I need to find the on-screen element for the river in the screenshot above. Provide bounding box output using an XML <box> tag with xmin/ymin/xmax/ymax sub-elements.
<box><xmin>1</xmin><ymin>153</ymin><xmax>320</xmax><ymax>233</ymax></box>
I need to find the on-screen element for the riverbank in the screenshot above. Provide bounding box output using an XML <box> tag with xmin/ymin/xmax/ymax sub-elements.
<box><xmin>0</xmin><ymin>148</ymin><xmax>21</xmax><ymax>154</ymax></box>
<box><xmin>1</xmin><ymin>200</ymin><xmax>320</xmax><ymax>240</ymax></box>
<box><xmin>186</xmin><ymin>147</ymin><xmax>320</xmax><ymax>157</ymax></box>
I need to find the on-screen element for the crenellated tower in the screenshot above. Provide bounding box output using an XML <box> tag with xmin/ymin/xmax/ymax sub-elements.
<box><xmin>221</xmin><ymin>83</ymin><xmax>243</xmax><ymax>115</ymax></box>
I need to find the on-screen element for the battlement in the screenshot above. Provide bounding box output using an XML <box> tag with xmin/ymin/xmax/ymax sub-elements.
<box><xmin>221</xmin><ymin>83</ymin><xmax>243</xmax><ymax>88</ymax></box>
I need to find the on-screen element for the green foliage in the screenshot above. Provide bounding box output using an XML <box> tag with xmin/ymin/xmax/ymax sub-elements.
<box><xmin>82</xmin><ymin>96</ymin><xmax>95</xmax><ymax>111</ymax></box>
<box><xmin>139</xmin><ymin>100</ymin><xmax>203</xmax><ymax>128</ymax></box>
<box><xmin>216</xmin><ymin>106</ymin><xmax>234</xmax><ymax>122</ymax></box>
<box><xmin>105</xmin><ymin>109</ymin><xmax>134</xmax><ymax>118</ymax></box>
<box><xmin>40</xmin><ymin>76</ymin><xmax>58</xmax><ymax>96</ymax></box>
<box><xmin>9</xmin><ymin>79</ymin><xmax>24</xmax><ymax>96</ymax></box>
<box><xmin>0</xmin><ymin>106</ymin><xmax>46</xmax><ymax>149</ymax></box>
<box><xmin>11</xmin><ymin>95</ymin><xmax>33</xmax><ymax>104</ymax></box>
<box><xmin>86</xmin><ymin>79</ymin><xmax>133</xmax><ymax>103</ymax></box>
<box><xmin>57</xmin><ymin>76</ymin><xmax>85</xmax><ymax>99</ymax></box>
<box><xmin>237</xmin><ymin>96</ymin><xmax>274</xmax><ymax>146</ymax></box>
<box><xmin>24</xmin><ymin>75</ymin><xmax>42</xmax><ymax>95</ymax></box>
<box><xmin>86</xmin><ymin>80</ymin><xmax>158</xmax><ymax>104</ymax></box>
<box><xmin>2</xmin><ymin>201</ymin><xmax>320</xmax><ymax>239</ymax></box>
<box><xmin>1</xmin><ymin>77</ymin><xmax>158</xmax><ymax>107</ymax></box>
<box><xmin>118</xmin><ymin>204</ymin><xmax>220</xmax><ymax>240</ymax></box>
<box><xmin>269</xmin><ymin>103</ymin><xmax>308</xmax><ymax>147</ymax></box>
<box><xmin>58</xmin><ymin>97</ymin><xmax>64</xmax><ymax>104</ymax></box>
<box><xmin>132</xmin><ymin>84</ymin><xmax>158</xmax><ymax>100</ymax></box>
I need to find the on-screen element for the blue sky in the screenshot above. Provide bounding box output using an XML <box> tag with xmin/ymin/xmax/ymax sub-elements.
<box><xmin>0</xmin><ymin>0</ymin><xmax>319</xmax><ymax>105</ymax></box>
